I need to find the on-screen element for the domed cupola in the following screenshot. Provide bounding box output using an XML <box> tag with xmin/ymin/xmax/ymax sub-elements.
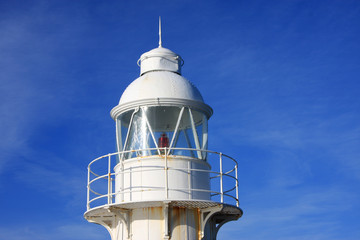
<box><xmin>110</xmin><ymin>28</ymin><xmax>212</xmax><ymax>120</ymax></box>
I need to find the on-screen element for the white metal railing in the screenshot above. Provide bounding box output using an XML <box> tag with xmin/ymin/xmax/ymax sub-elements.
<box><xmin>86</xmin><ymin>148</ymin><xmax>239</xmax><ymax>211</ymax></box>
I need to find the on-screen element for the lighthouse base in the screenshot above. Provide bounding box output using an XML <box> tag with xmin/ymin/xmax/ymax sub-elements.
<box><xmin>84</xmin><ymin>201</ymin><xmax>242</xmax><ymax>240</ymax></box>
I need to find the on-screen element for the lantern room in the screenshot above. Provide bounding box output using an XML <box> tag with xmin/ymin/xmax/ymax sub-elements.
<box><xmin>114</xmin><ymin>106</ymin><xmax>209</xmax><ymax>159</ymax></box>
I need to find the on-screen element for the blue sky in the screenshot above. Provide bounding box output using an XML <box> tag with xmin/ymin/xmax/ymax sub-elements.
<box><xmin>0</xmin><ymin>0</ymin><xmax>359</xmax><ymax>239</ymax></box>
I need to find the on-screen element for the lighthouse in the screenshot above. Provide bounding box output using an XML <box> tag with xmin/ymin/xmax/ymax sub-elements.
<box><xmin>84</xmin><ymin>21</ymin><xmax>243</xmax><ymax>240</ymax></box>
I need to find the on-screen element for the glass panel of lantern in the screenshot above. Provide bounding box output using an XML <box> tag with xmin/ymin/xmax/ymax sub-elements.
<box><xmin>124</xmin><ymin>108</ymin><xmax>152</xmax><ymax>158</ymax></box>
<box><xmin>143</xmin><ymin>106</ymin><xmax>179</xmax><ymax>152</ymax></box>
<box><xmin>116</xmin><ymin>106</ymin><xmax>208</xmax><ymax>160</ymax></box>
<box><xmin>170</xmin><ymin>108</ymin><xmax>208</xmax><ymax>159</ymax></box>
<box><xmin>116</xmin><ymin>108</ymin><xmax>135</xmax><ymax>152</ymax></box>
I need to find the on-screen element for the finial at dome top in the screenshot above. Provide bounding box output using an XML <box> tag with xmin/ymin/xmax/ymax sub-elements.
<box><xmin>136</xmin><ymin>17</ymin><xmax>184</xmax><ymax>76</ymax></box>
<box><xmin>158</xmin><ymin>16</ymin><xmax>162</xmax><ymax>48</ymax></box>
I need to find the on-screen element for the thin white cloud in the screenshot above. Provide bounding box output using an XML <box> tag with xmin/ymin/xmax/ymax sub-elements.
<box><xmin>212</xmin><ymin>106</ymin><xmax>360</xmax><ymax>179</ymax></box>
<box><xmin>14</xmin><ymin>157</ymin><xmax>85</xmax><ymax>208</ymax></box>
<box><xmin>0</xmin><ymin>5</ymin><xmax>96</xmax><ymax>174</ymax></box>
<box><xmin>0</xmin><ymin>223</ymin><xmax>107</xmax><ymax>240</ymax></box>
<box><xmin>219</xmin><ymin>186</ymin><xmax>357</xmax><ymax>240</ymax></box>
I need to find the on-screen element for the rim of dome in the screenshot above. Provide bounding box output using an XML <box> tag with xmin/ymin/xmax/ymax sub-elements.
<box><xmin>110</xmin><ymin>98</ymin><xmax>213</xmax><ymax>120</ymax></box>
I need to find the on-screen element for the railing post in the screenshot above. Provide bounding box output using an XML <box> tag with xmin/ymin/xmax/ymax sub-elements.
<box><xmin>220</xmin><ymin>153</ymin><xmax>224</xmax><ymax>203</ymax></box>
<box><xmin>235</xmin><ymin>163</ymin><xmax>239</xmax><ymax>207</ymax></box>
<box><xmin>164</xmin><ymin>148</ymin><xmax>169</xmax><ymax>199</ymax></box>
<box><xmin>87</xmin><ymin>165</ymin><xmax>90</xmax><ymax>211</ymax></box>
<box><xmin>188</xmin><ymin>160</ymin><xmax>191</xmax><ymax>199</ymax></box>
<box><xmin>121</xmin><ymin>156</ymin><xmax>124</xmax><ymax>202</ymax></box>
<box><xmin>108</xmin><ymin>154</ymin><xmax>112</xmax><ymax>205</ymax></box>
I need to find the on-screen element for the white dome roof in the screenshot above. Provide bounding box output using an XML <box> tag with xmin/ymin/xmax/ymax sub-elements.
<box><xmin>119</xmin><ymin>71</ymin><xmax>204</xmax><ymax>105</ymax></box>
<box><xmin>110</xmin><ymin>46</ymin><xmax>213</xmax><ymax>120</ymax></box>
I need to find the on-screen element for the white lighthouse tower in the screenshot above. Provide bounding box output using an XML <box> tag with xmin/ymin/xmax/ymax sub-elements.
<box><xmin>84</xmin><ymin>21</ymin><xmax>242</xmax><ymax>240</ymax></box>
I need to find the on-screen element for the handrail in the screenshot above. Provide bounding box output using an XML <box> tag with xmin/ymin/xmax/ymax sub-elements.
<box><xmin>88</xmin><ymin>173</ymin><xmax>111</xmax><ymax>185</ymax></box>
<box><xmin>89</xmin><ymin>188</ymin><xmax>105</xmax><ymax>196</ymax></box>
<box><xmin>87</xmin><ymin>147</ymin><xmax>238</xmax><ymax>165</ymax></box>
<box><xmin>86</xmin><ymin>147</ymin><xmax>240</xmax><ymax>210</ymax></box>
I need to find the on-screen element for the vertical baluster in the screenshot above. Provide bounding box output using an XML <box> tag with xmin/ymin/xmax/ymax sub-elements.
<box><xmin>188</xmin><ymin>160</ymin><xmax>191</xmax><ymax>199</ymax></box>
<box><xmin>87</xmin><ymin>165</ymin><xmax>90</xmax><ymax>210</ymax></box>
<box><xmin>108</xmin><ymin>154</ymin><xmax>112</xmax><ymax>205</ymax></box>
<box><xmin>220</xmin><ymin>153</ymin><xmax>223</xmax><ymax>203</ymax></box>
<box><xmin>235</xmin><ymin>163</ymin><xmax>239</xmax><ymax>207</ymax></box>
<box><xmin>165</xmin><ymin>148</ymin><xmax>168</xmax><ymax>199</ymax></box>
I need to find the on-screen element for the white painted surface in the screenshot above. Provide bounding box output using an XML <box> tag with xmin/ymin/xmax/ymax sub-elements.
<box><xmin>118</xmin><ymin>71</ymin><xmax>203</xmax><ymax>105</ymax></box>
<box><xmin>114</xmin><ymin>155</ymin><xmax>211</xmax><ymax>203</ymax></box>
<box><xmin>139</xmin><ymin>47</ymin><xmax>183</xmax><ymax>75</ymax></box>
<box><xmin>131</xmin><ymin>207</ymin><xmax>164</xmax><ymax>240</ymax></box>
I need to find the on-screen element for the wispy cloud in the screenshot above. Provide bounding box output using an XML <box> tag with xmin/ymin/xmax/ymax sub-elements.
<box><xmin>219</xmin><ymin>186</ymin><xmax>358</xmax><ymax>240</ymax></box>
<box><xmin>14</xmin><ymin>155</ymin><xmax>86</xmax><ymax>209</ymax></box>
<box><xmin>0</xmin><ymin>223</ymin><xmax>107</xmax><ymax>240</ymax></box>
<box><xmin>212</xmin><ymin>105</ymin><xmax>360</xmax><ymax>179</ymax></box>
<box><xmin>0</xmin><ymin>4</ymin><xmax>102</xmax><ymax>173</ymax></box>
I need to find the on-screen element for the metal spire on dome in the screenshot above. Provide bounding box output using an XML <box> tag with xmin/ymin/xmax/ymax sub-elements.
<box><xmin>158</xmin><ymin>16</ymin><xmax>162</xmax><ymax>48</ymax></box>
